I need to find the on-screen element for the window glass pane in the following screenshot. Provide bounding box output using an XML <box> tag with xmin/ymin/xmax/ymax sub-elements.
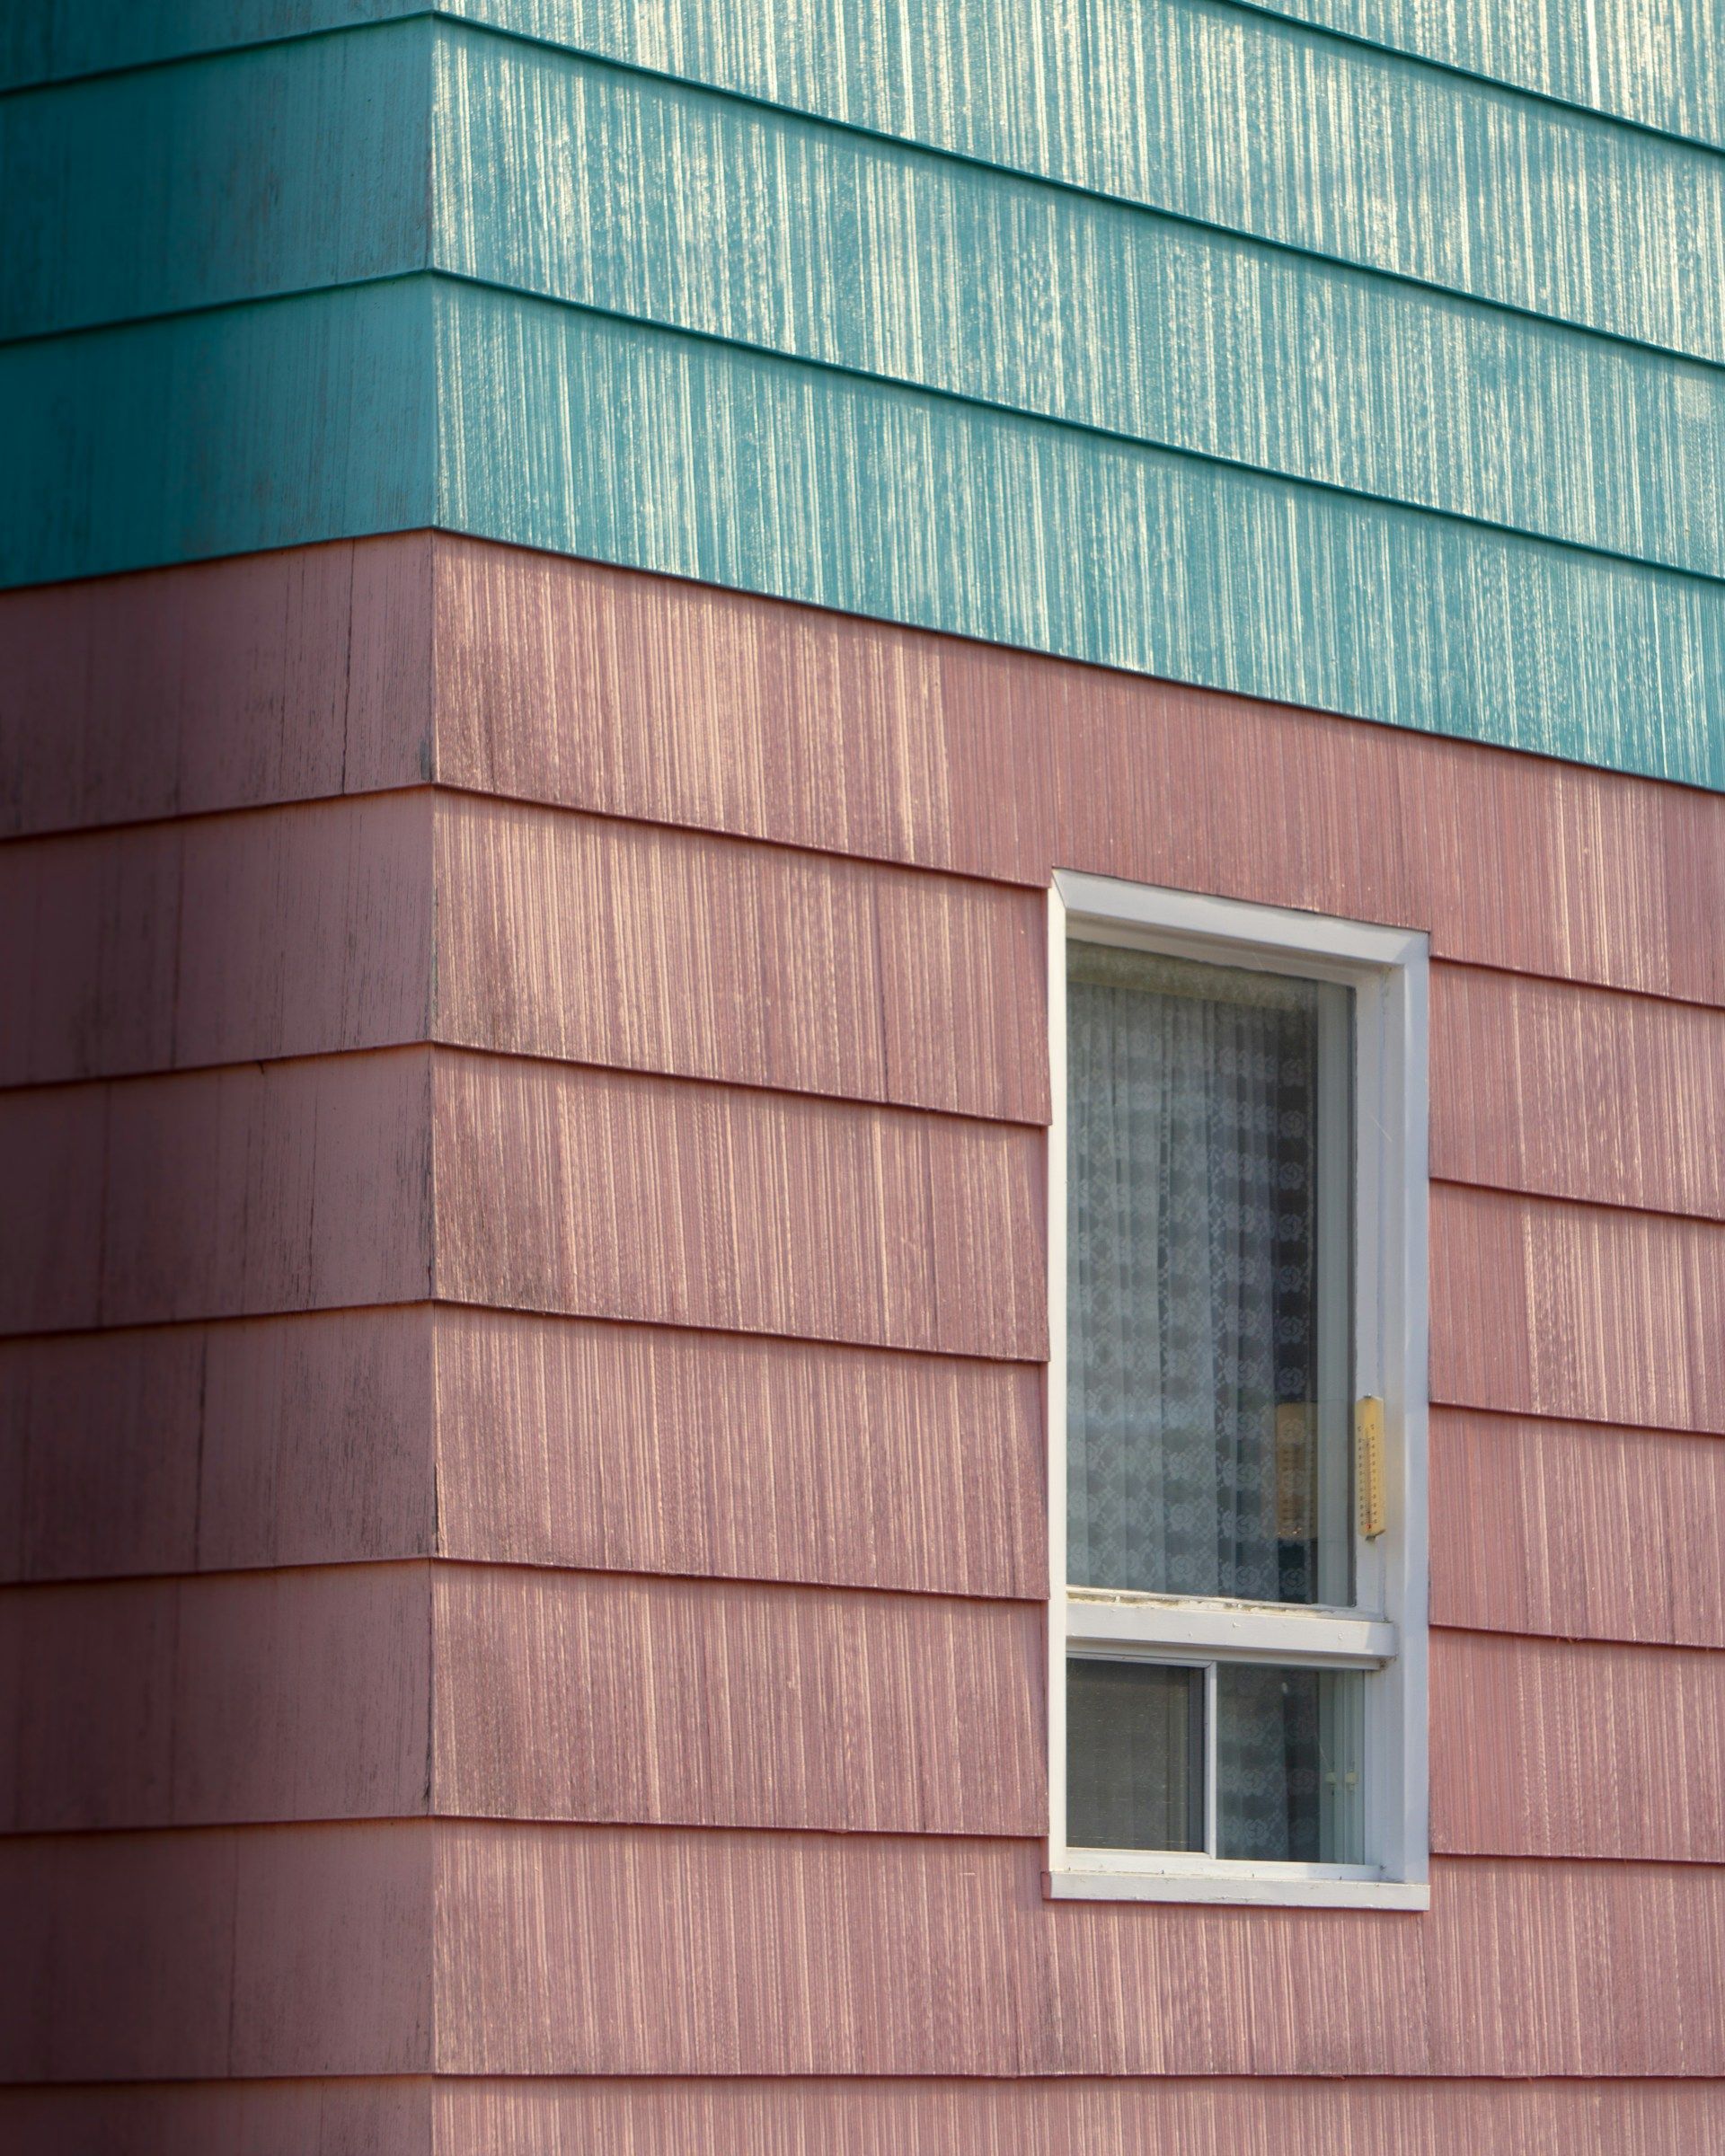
<box><xmin>1216</xmin><ymin>1664</ymin><xmax>1366</xmax><ymax>1862</ymax></box>
<box><xmin>1066</xmin><ymin>941</ymin><xmax>1354</xmax><ymax>1605</ymax></box>
<box><xmin>1066</xmin><ymin>1658</ymin><xmax>1204</xmax><ymax>1851</ymax></box>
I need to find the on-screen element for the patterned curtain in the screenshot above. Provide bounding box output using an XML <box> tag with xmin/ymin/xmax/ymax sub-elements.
<box><xmin>1216</xmin><ymin>1664</ymin><xmax>1365</xmax><ymax>1863</ymax></box>
<box><xmin>1066</xmin><ymin>942</ymin><xmax>1331</xmax><ymax>1604</ymax></box>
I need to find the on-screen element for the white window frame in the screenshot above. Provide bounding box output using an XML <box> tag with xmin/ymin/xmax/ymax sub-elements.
<box><xmin>1046</xmin><ymin>872</ymin><xmax>1429</xmax><ymax>1912</ymax></box>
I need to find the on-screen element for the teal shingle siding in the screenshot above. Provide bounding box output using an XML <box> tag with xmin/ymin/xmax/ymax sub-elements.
<box><xmin>1249</xmin><ymin>0</ymin><xmax>1725</xmax><ymax>149</ymax></box>
<box><xmin>10</xmin><ymin>0</ymin><xmax>1724</xmax><ymax>154</ymax></box>
<box><xmin>0</xmin><ymin>3</ymin><xmax>411</xmax><ymax>90</ymax></box>
<box><xmin>2</xmin><ymin>283</ymin><xmax>438</xmax><ymax>579</ymax></box>
<box><xmin>4</xmin><ymin>3</ymin><xmax>1721</xmax><ymax>787</ymax></box>
<box><xmin>1</xmin><ymin>26</ymin><xmax>430</xmax><ymax>339</ymax></box>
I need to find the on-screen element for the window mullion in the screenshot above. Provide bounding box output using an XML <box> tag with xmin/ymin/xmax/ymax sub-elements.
<box><xmin>1204</xmin><ymin>1661</ymin><xmax>1219</xmax><ymax>1858</ymax></box>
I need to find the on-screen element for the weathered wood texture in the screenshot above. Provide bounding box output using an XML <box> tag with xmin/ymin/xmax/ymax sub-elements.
<box><xmin>0</xmin><ymin>1562</ymin><xmax>1040</xmax><ymax>1837</ymax></box>
<box><xmin>15</xmin><ymin>273</ymin><xmax>1721</xmax><ymax>785</ymax></box>
<box><xmin>7</xmin><ymin>2072</ymin><xmax>1721</xmax><ymax>2155</ymax></box>
<box><xmin>0</xmin><ymin>1307</ymin><xmax>1040</xmax><ymax>1595</ymax></box>
<box><xmin>6</xmin><ymin>1828</ymin><xmax>1722</xmax><ymax>2081</ymax></box>
<box><xmin>1431</xmin><ymin>1184</ymin><xmax>1725</xmax><ymax>1436</ymax></box>
<box><xmin>28</xmin><ymin>799</ymin><xmax>1725</xmax><ymax>1231</ymax></box>
<box><xmin>432</xmin><ymin>2073</ymin><xmax>1725</xmax><ymax>2154</ymax></box>
<box><xmin>439</xmin><ymin>1587</ymin><xmax>1725</xmax><ymax>1865</ymax></box>
<box><xmin>0</xmin><ymin>2</ymin><xmax>415</xmax><ymax>92</ymax></box>
<box><xmin>0</xmin><ymin>1051</ymin><xmax>434</xmax><ymax>1335</ymax></box>
<box><xmin>23</xmin><ymin>30</ymin><xmax>1725</xmax><ymax>579</ymax></box>
<box><xmin>0</xmin><ymin>792</ymin><xmax>434</xmax><ymax>1086</ymax></box>
<box><xmin>9</xmin><ymin>0</ymin><xmax>1722</xmax><ymax>164</ymax></box>
<box><xmin>3</xmin><ymin>24</ymin><xmax>429</xmax><ymax>340</ymax></box>
<box><xmin>0</xmin><ymin>536</ymin><xmax>434</xmax><ymax>838</ymax></box>
<box><xmin>429</xmin><ymin>283</ymin><xmax>1724</xmax><ymax>791</ymax></box>
<box><xmin>427</xmin><ymin>0</ymin><xmax>1724</xmax><ymax>355</ymax></box>
<box><xmin>14</xmin><ymin>0</ymin><xmax>1725</xmax><ymax>152</ymax></box>
<box><xmin>1430</xmin><ymin>964</ymin><xmax>1725</xmax><ymax>1220</ymax></box>
<box><xmin>1431</xmin><ymin>1410</ymin><xmax>1725</xmax><ymax>1648</ymax></box>
<box><xmin>430</xmin><ymin>541</ymin><xmax>1725</xmax><ymax>1003</ymax></box>
<box><xmin>3</xmin><ymin>791</ymin><xmax>1043</xmax><ymax>1113</ymax></box>
<box><xmin>431</xmin><ymin>1566</ymin><xmax>1043</xmax><ymax>1835</ymax></box>
<box><xmin>429</xmin><ymin>36</ymin><xmax>1723</xmax><ymax>573</ymax></box>
<box><xmin>0</xmin><ymin>1565</ymin><xmax>432</xmax><ymax>1831</ymax></box>
<box><xmin>432</xmin><ymin>1308</ymin><xmax>1045</xmax><ymax>1599</ymax></box>
<box><xmin>1266</xmin><ymin>0</ymin><xmax>1725</xmax><ymax>146</ymax></box>
<box><xmin>434</xmin><ymin>794</ymin><xmax>1048</xmax><ymax>1122</ymax></box>
<box><xmin>0</xmin><ymin>1825</ymin><xmax>436</xmax><ymax>2082</ymax></box>
<box><xmin>432</xmin><ymin>1831</ymin><xmax>1725</xmax><ymax>2077</ymax></box>
<box><xmin>10</xmin><ymin>535</ymin><xmax>1725</xmax><ymax>1011</ymax></box>
<box><xmin>0</xmin><ymin>1311</ymin><xmax>436</xmax><ymax>1584</ymax></box>
<box><xmin>0</xmin><ymin>2080</ymin><xmax>432</xmax><ymax>2156</ymax></box>
<box><xmin>426</xmin><ymin>1584</ymin><xmax>1725</xmax><ymax>1856</ymax></box>
<box><xmin>0</xmin><ymin>279</ymin><xmax>438</xmax><ymax>592</ymax></box>
<box><xmin>430</xmin><ymin>1054</ymin><xmax>1045</xmax><ymax>1358</ymax></box>
<box><xmin>1429</xmin><ymin>1630</ymin><xmax>1725</xmax><ymax>1862</ymax></box>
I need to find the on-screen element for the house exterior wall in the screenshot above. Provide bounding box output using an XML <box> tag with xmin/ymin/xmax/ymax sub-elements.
<box><xmin>2</xmin><ymin>534</ymin><xmax>1722</xmax><ymax>2144</ymax></box>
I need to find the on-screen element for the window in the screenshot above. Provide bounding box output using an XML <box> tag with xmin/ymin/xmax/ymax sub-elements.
<box><xmin>1046</xmin><ymin>874</ymin><xmax>1429</xmax><ymax>1910</ymax></box>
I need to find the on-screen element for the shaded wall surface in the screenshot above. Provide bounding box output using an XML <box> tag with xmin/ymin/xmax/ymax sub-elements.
<box><xmin>4</xmin><ymin>3</ymin><xmax>1725</xmax><ymax>785</ymax></box>
<box><xmin>3</xmin><ymin>532</ymin><xmax>1724</xmax><ymax>2148</ymax></box>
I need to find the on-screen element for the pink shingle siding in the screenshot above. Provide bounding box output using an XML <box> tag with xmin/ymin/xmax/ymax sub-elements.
<box><xmin>3</xmin><ymin>535</ymin><xmax>1721</xmax><ymax>2145</ymax></box>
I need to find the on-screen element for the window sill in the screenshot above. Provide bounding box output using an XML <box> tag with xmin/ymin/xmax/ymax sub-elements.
<box><xmin>1045</xmin><ymin>1866</ymin><xmax>1430</xmax><ymax>1912</ymax></box>
<box><xmin>1066</xmin><ymin>1590</ymin><xmax>1397</xmax><ymax>1664</ymax></box>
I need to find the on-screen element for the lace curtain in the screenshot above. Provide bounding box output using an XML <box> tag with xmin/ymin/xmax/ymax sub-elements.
<box><xmin>1066</xmin><ymin>942</ymin><xmax>1332</xmax><ymax>1604</ymax></box>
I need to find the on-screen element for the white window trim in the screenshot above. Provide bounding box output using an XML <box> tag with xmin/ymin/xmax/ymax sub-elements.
<box><xmin>1046</xmin><ymin>872</ymin><xmax>1430</xmax><ymax>1913</ymax></box>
